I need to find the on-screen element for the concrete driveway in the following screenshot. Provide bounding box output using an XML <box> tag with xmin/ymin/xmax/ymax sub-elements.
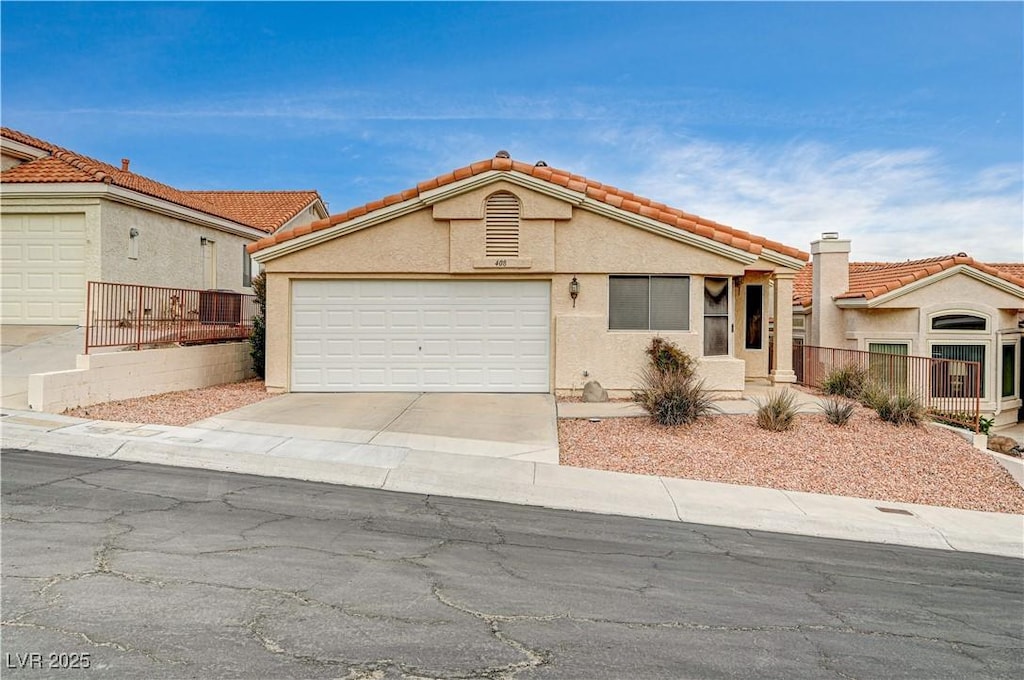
<box><xmin>192</xmin><ymin>392</ymin><xmax>560</xmax><ymax>463</ymax></box>
<box><xmin>1</xmin><ymin>325</ymin><xmax>83</xmax><ymax>409</ymax></box>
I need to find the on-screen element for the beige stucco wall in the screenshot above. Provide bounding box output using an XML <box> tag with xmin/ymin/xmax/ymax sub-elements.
<box><xmin>28</xmin><ymin>342</ymin><xmax>255</xmax><ymax>412</ymax></box>
<box><xmin>99</xmin><ymin>200</ymin><xmax>255</xmax><ymax>293</ymax></box>
<box><xmin>262</xmin><ymin>182</ymin><xmax>794</xmax><ymax>395</ymax></box>
<box><xmin>2</xmin><ymin>152</ymin><xmax>25</xmax><ymax>171</ymax></box>
<box><xmin>275</xmin><ymin>203</ymin><xmax>325</xmax><ymax>234</ymax></box>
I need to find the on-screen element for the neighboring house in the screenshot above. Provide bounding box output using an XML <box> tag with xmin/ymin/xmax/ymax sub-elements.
<box><xmin>793</xmin><ymin>234</ymin><xmax>1024</xmax><ymax>428</ymax></box>
<box><xmin>249</xmin><ymin>151</ymin><xmax>809</xmax><ymax>396</ymax></box>
<box><xmin>0</xmin><ymin>128</ymin><xmax>327</xmax><ymax>325</ymax></box>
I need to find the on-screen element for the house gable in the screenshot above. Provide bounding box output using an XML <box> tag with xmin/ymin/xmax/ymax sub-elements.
<box><xmin>250</xmin><ymin>155</ymin><xmax>808</xmax><ymax>269</ymax></box>
<box><xmin>837</xmin><ymin>265</ymin><xmax>1024</xmax><ymax>309</ymax></box>
<box><xmin>263</xmin><ymin>178</ymin><xmax>761</xmax><ymax>278</ymax></box>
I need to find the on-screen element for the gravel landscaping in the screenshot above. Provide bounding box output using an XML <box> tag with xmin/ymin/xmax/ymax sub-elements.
<box><xmin>559</xmin><ymin>407</ymin><xmax>1024</xmax><ymax>514</ymax></box>
<box><xmin>61</xmin><ymin>379</ymin><xmax>1023</xmax><ymax>514</ymax></box>
<box><xmin>63</xmin><ymin>378</ymin><xmax>274</xmax><ymax>426</ymax></box>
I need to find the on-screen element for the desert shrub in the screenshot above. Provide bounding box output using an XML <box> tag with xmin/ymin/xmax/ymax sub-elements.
<box><xmin>858</xmin><ymin>381</ymin><xmax>889</xmax><ymax>410</ymax></box>
<box><xmin>875</xmin><ymin>392</ymin><xmax>925</xmax><ymax>427</ymax></box>
<box><xmin>754</xmin><ymin>390</ymin><xmax>798</xmax><ymax>432</ymax></box>
<box><xmin>633</xmin><ymin>367</ymin><xmax>717</xmax><ymax>426</ymax></box>
<box><xmin>249</xmin><ymin>272</ymin><xmax>266</xmax><ymax>378</ymax></box>
<box><xmin>820</xmin><ymin>396</ymin><xmax>855</xmax><ymax>426</ymax></box>
<box><xmin>645</xmin><ymin>337</ymin><xmax>695</xmax><ymax>379</ymax></box>
<box><xmin>633</xmin><ymin>338</ymin><xmax>714</xmax><ymax>426</ymax></box>
<box><xmin>821</xmin><ymin>364</ymin><xmax>868</xmax><ymax>399</ymax></box>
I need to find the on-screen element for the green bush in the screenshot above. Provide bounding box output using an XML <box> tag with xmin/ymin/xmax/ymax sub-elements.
<box><xmin>931</xmin><ymin>411</ymin><xmax>994</xmax><ymax>434</ymax></box>
<box><xmin>632</xmin><ymin>367</ymin><xmax>717</xmax><ymax>426</ymax></box>
<box><xmin>875</xmin><ymin>392</ymin><xmax>925</xmax><ymax>427</ymax></box>
<box><xmin>821</xmin><ymin>364</ymin><xmax>868</xmax><ymax>399</ymax></box>
<box><xmin>644</xmin><ymin>337</ymin><xmax>695</xmax><ymax>379</ymax></box>
<box><xmin>820</xmin><ymin>396</ymin><xmax>855</xmax><ymax>426</ymax></box>
<box><xmin>754</xmin><ymin>390</ymin><xmax>798</xmax><ymax>432</ymax></box>
<box><xmin>249</xmin><ymin>272</ymin><xmax>266</xmax><ymax>379</ymax></box>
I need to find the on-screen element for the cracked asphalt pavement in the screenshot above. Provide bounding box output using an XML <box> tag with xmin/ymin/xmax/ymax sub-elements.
<box><xmin>1</xmin><ymin>448</ymin><xmax>1022</xmax><ymax>679</ymax></box>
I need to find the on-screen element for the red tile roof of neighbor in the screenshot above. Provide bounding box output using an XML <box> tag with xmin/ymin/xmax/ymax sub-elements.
<box><xmin>185</xmin><ymin>191</ymin><xmax>322</xmax><ymax>233</ymax></box>
<box><xmin>1</xmin><ymin>128</ymin><xmax>321</xmax><ymax>234</ymax></box>
<box><xmin>248</xmin><ymin>153</ymin><xmax>810</xmax><ymax>260</ymax></box>
<box><xmin>793</xmin><ymin>256</ymin><xmax>1024</xmax><ymax>307</ymax></box>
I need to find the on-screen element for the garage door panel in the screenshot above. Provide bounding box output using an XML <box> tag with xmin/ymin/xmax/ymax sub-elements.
<box><xmin>291</xmin><ymin>280</ymin><xmax>549</xmax><ymax>392</ymax></box>
<box><xmin>1</xmin><ymin>212</ymin><xmax>86</xmax><ymax>324</ymax></box>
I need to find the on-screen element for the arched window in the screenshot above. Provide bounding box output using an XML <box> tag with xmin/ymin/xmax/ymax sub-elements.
<box><xmin>485</xmin><ymin>192</ymin><xmax>520</xmax><ymax>258</ymax></box>
<box><xmin>931</xmin><ymin>313</ymin><xmax>986</xmax><ymax>331</ymax></box>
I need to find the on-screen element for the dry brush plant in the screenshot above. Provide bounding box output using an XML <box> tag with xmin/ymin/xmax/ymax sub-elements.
<box><xmin>753</xmin><ymin>390</ymin><xmax>798</xmax><ymax>432</ymax></box>
<box><xmin>821</xmin><ymin>364</ymin><xmax>868</xmax><ymax>400</ymax></box>
<box><xmin>633</xmin><ymin>338</ymin><xmax>715</xmax><ymax>426</ymax></box>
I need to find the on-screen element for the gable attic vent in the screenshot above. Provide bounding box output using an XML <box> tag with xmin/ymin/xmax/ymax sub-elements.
<box><xmin>485</xmin><ymin>192</ymin><xmax>520</xmax><ymax>258</ymax></box>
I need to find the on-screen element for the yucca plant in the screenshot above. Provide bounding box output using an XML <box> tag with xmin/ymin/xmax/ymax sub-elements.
<box><xmin>754</xmin><ymin>390</ymin><xmax>798</xmax><ymax>432</ymax></box>
<box><xmin>820</xmin><ymin>396</ymin><xmax>855</xmax><ymax>426</ymax></box>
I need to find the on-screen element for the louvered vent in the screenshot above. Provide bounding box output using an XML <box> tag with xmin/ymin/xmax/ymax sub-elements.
<box><xmin>485</xmin><ymin>192</ymin><xmax>520</xmax><ymax>257</ymax></box>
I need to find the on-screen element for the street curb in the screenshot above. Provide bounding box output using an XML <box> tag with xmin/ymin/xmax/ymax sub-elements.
<box><xmin>3</xmin><ymin>422</ymin><xmax>1022</xmax><ymax>559</ymax></box>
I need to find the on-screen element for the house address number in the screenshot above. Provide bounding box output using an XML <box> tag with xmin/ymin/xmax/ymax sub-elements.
<box><xmin>472</xmin><ymin>257</ymin><xmax>533</xmax><ymax>269</ymax></box>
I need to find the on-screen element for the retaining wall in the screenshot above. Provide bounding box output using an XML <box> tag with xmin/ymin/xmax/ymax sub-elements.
<box><xmin>28</xmin><ymin>342</ymin><xmax>255</xmax><ymax>413</ymax></box>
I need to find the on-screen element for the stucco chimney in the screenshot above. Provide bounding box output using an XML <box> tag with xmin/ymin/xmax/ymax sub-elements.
<box><xmin>810</xmin><ymin>232</ymin><xmax>851</xmax><ymax>347</ymax></box>
<box><xmin>121</xmin><ymin>158</ymin><xmax>130</xmax><ymax>172</ymax></box>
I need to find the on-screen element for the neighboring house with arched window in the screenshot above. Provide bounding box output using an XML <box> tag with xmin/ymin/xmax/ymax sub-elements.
<box><xmin>793</xmin><ymin>234</ymin><xmax>1024</xmax><ymax>429</ymax></box>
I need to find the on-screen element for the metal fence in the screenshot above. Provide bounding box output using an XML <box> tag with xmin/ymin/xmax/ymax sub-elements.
<box><xmin>85</xmin><ymin>281</ymin><xmax>258</xmax><ymax>353</ymax></box>
<box><xmin>793</xmin><ymin>344</ymin><xmax>982</xmax><ymax>431</ymax></box>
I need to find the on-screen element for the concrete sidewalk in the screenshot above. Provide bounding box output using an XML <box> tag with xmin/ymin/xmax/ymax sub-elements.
<box><xmin>2</xmin><ymin>406</ymin><xmax>1021</xmax><ymax>559</ymax></box>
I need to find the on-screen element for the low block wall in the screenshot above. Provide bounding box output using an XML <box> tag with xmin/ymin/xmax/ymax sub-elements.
<box><xmin>28</xmin><ymin>342</ymin><xmax>255</xmax><ymax>413</ymax></box>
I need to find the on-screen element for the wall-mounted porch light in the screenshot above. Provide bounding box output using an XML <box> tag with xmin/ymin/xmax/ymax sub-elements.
<box><xmin>200</xmin><ymin>236</ymin><xmax>210</xmax><ymax>246</ymax></box>
<box><xmin>570</xmin><ymin>276</ymin><xmax>580</xmax><ymax>308</ymax></box>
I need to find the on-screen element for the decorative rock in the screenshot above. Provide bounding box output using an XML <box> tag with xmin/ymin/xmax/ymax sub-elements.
<box><xmin>988</xmin><ymin>435</ymin><xmax>1021</xmax><ymax>456</ymax></box>
<box><xmin>582</xmin><ymin>380</ymin><xmax>608</xmax><ymax>403</ymax></box>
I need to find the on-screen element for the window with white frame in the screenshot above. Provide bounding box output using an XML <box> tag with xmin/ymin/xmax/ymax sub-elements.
<box><xmin>931</xmin><ymin>344</ymin><xmax>985</xmax><ymax>398</ymax></box>
<box><xmin>608</xmin><ymin>275</ymin><xmax>689</xmax><ymax>331</ymax></box>
<box><xmin>931</xmin><ymin>313</ymin><xmax>986</xmax><ymax>331</ymax></box>
<box><xmin>703</xmin><ymin>277</ymin><xmax>729</xmax><ymax>356</ymax></box>
<box><xmin>868</xmin><ymin>342</ymin><xmax>909</xmax><ymax>390</ymax></box>
<box><xmin>1002</xmin><ymin>343</ymin><xmax>1017</xmax><ymax>398</ymax></box>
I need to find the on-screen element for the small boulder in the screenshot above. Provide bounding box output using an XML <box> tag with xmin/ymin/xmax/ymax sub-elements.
<box><xmin>582</xmin><ymin>380</ymin><xmax>608</xmax><ymax>403</ymax></box>
<box><xmin>988</xmin><ymin>435</ymin><xmax>1021</xmax><ymax>456</ymax></box>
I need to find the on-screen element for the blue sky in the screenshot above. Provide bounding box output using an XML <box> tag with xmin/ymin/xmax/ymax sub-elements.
<box><xmin>2</xmin><ymin>1</ymin><xmax>1021</xmax><ymax>261</ymax></box>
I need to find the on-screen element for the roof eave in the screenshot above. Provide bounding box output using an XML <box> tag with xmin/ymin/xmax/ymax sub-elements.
<box><xmin>256</xmin><ymin>170</ymin><xmax>765</xmax><ymax>265</ymax></box>
<box><xmin>835</xmin><ymin>265</ymin><xmax>1024</xmax><ymax>308</ymax></box>
<box><xmin>1</xmin><ymin>181</ymin><xmax>266</xmax><ymax>239</ymax></box>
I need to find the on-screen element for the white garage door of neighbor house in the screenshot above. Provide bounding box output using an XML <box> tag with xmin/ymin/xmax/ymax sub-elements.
<box><xmin>0</xmin><ymin>213</ymin><xmax>87</xmax><ymax>325</ymax></box>
<box><xmin>291</xmin><ymin>280</ymin><xmax>550</xmax><ymax>392</ymax></box>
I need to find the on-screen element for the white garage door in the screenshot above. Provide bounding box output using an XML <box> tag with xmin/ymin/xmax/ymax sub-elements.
<box><xmin>0</xmin><ymin>213</ymin><xmax>87</xmax><ymax>324</ymax></box>
<box><xmin>292</xmin><ymin>280</ymin><xmax>550</xmax><ymax>392</ymax></box>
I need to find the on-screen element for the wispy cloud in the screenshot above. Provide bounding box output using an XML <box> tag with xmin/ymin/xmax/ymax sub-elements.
<box><xmin>574</xmin><ymin>130</ymin><xmax>1023</xmax><ymax>262</ymax></box>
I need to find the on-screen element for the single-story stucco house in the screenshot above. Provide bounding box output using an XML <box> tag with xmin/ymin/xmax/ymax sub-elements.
<box><xmin>793</xmin><ymin>234</ymin><xmax>1024</xmax><ymax>428</ymax></box>
<box><xmin>1</xmin><ymin>127</ymin><xmax>328</xmax><ymax>325</ymax></box>
<box><xmin>249</xmin><ymin>151</ymin><xmax>809</xmax><ymax>396</ymax></box>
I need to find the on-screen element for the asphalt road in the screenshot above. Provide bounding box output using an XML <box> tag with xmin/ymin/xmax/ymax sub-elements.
<box><xmin>1</xmin><ymin>449</ymin><xmax>1022</xmax><ymax>680</ymax></box>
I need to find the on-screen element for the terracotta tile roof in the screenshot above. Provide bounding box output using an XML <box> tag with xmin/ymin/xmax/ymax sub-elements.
<box><xmin>185</xmin><ymin>191</ymin><xmax>322</xmax><ymax>233</ymax></box>
<box><xmin>1</xmin><ymin>127</ymin><xmax>318</xmax><ymax>234</ymax></box>
<box><xmin>793</xmin><ymin>255</ymin><xmax>1024</xmax><ymax>307</ymax></box>
<box><xmin>249</xmin><ymin>154</ymin><xmax>809</xmax><ymax>261</ymax></box>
